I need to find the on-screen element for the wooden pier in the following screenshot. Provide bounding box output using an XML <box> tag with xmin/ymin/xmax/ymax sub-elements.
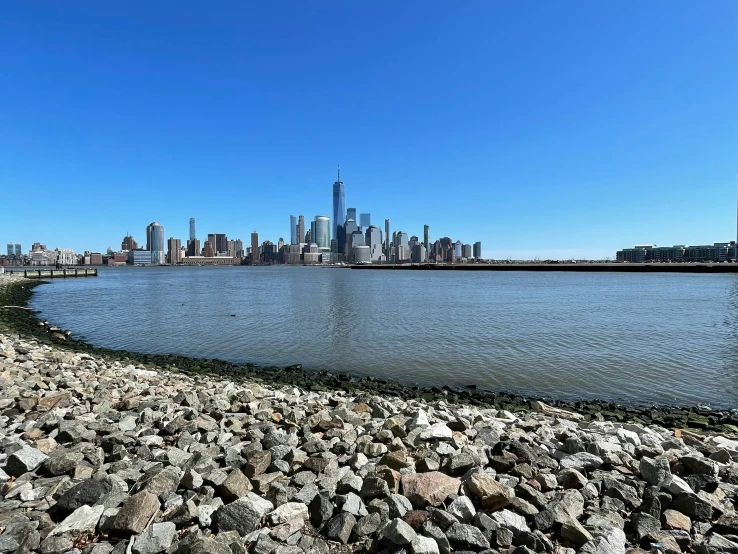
<box><xmin>13</xmin><ymin>268</ymin><xmax>99</xmax><ymax>279</ymax></box>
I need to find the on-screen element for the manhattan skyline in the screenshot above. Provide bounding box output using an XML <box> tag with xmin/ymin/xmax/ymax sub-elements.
<box><xmin>1</xmin><ymin>2</ymin><xmax>735</xmax><ymax>258</ymax></box>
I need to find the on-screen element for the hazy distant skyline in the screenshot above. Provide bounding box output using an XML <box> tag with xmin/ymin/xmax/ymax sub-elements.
<box><xmin>1</xmin><ymin>1</ymin><xmax>736</xmax><ymax>259</ymax></box>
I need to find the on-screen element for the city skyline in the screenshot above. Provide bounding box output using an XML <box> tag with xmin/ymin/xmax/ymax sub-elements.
<box><xmin>1</xmin><ymin>3</ymin><xmax>735</xmax><ymax>258</ymax></box>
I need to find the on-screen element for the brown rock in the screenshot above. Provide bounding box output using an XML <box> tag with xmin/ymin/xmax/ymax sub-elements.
<box><xmin>403</xmin><ymin>510</ymin><xmax>428</xmax><ymax>530</ymax></box>
<box><xmin>380</xmin><ymin>451</ymin><xmax>413</xmax><ymax>470</ymax></box>
<box><xmin>662</xmin><ymin>509</ymin><xmax>691</xmax><ymax>532</ymax></box>
<box><xmin>38</xmin><ymin>392</ymin><xmax>72</xmax><ymax>410</ymax></box>
<box><xmin>221</xmin><ymin>468</ymin><xmax>253</xmax><ymax>501</ymax></box>
<box><xmin>401</xmin><ymin>472</ymin><xmax>460</xmax><ymax>507</ymax></box>
<box><xmin>245</xmin><ymin>451</ymin><xmax>271</xmax><ymax>478</ymax></box>
<box><xmin>468</xmin><ymin>473</ymin><xmax>515</xmax><ymax>511</ymax></box>
<box><xmin>111</xmin><ymin>491</ymin><xmax>160</xmax><ymax>535</ymax></box>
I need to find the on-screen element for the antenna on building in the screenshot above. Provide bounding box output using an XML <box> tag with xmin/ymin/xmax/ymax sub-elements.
<box><xmin>337</xmin><ymin>164</ymin><xmax>340</xmax><ymax>182</ymax></box>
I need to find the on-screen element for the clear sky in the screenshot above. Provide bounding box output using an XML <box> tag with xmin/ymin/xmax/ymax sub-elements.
<box><xmin>1</xmin><ymin>1</ymin><xmax>736</xmax><ymax>259</ymax></box>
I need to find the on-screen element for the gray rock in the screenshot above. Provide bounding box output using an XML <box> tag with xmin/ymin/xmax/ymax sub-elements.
<box><xmin>131</xmin><ymin>522</ymin><xmax>176</xmax><ymax>554</ymax></box>
<box><xmin>384</xmin><ymin>518</ymin><xmax>417</xmax><ymax>545</ymax></box>
<box><xmin>215</xmin><ymin>493</ymin><xmax>273</xmax><ymax>536</ymax></box>
<box><xmin>447</xmin><ymin>496</ymin><xmax>476</xmax><ymax>524</ymax></box>
<box><xmin>55</xmin><ymin>479</ymin><xmax>105</xmax><ymax>513</ymax></box>
<box><xmin>640</xmin><ymin>456</ymin><xmax>672</xmax><ymax>486</ymax></box>
<box><xmin>560</xmin><ymin>452</ymin><xmax>603</xmax><ymax>471</ymax></box>
<box><xmin>6</xmin><ymin>446</ymin><xmax>49</xmax><ymax>476</ymax></box>
<box><xmin>410</xmin><ymin>534</ymin><xmax>440</xmax><ymax>554</ymax></box>
<box><xmin>48</xmin><ymin>505</ymin><xmax>104</xmax><ymax>537</ymax></box>
<box><xmin>630</xmin><ymin>512</ymin><xmax>661</xmax><ymax>540</ymax></box>
<box><xmin>220</xmin><ymin>469</ymin><xmax>252</xmax><ymax>501</ymax></box>
<box><xmin>353</xmin><ymin>512</ymin><xmax>382</xmax><ymax>537</ymax></box>
<box><xmin>445</xmin><ymin>522</ymin><xmax>490</xmax><ymax>550</ymax></box>
<box><xmin>267</xmin><ymin>502</ymin><xmax>308</xmax><ymax>526</ymax></box>
<box><xmin>44</xmin><ymin>450</ymin><xmax>85</xmax><ymax>476</ymax></box>
<box><xmin>325</xmin><ymin>513</ymin><xmax>355</xmax><ymax>544</ymax></box>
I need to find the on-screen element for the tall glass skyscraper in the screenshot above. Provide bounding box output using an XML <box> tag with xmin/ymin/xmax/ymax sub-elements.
<box><xmin>149</xmin><ymin>222</ymin><xmax>166</xmax><ymax>265</ymax></box>
<box><xmin>332</xmin><ymin>168</ymin><xmax>345</xmax><ymax>240</ymax></box>
<box><xmin>346</xmin><ymin>208</ymin><xmax>357</xmax><ymax>223</ymax></box>
<box><xmin>189</xmin><ymin>218</ymin><xmax>196</xmax><ymax>241</ymax></box>
<box><xmin>360</xmin><ymin>213</ymin><xmax>371</xmax><ymax>228</ymax></box>
<box><xmin>290</xmin><ymin>215</ymin><xmax>297</xmax><ymax>245</ymax></box>
<box><xmin>314</xmin><ymin>216</ymin><xmax>330</xmax><ymax>248</ymax></box>
<box><xmin>423</xmin><ymin>225</ymin><xmax>430</xmax><ymax>254</ymax></box>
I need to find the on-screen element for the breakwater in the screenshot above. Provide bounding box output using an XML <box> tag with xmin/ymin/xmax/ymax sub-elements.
<box><xmin>351</xmin><ymin>263</ymin><xmax>738</xmax><ymax>273</ymax></box>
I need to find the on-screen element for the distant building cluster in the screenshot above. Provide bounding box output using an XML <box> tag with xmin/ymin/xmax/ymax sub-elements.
<box><xmin>616</xmin><ymin>242</ymin><xmax>737</xmax><ymax>263</ymax></box>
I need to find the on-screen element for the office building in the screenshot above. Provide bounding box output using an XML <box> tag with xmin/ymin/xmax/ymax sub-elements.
<box><xmin>187</xmin><ymin>239</ymin><xmax>200</xmax><ymax>257</ymax></box>
<box><xmin>395</xmin><ymin>231</ymin><xmax>409</xmax><ymax>250</ymax></box>
<box><xmin>423</xmin><ymin>225</ymin><xmax>430</xmax><ymax>254</ymax></box>
<box><xmin>412</xmin><ymin>243</ymin><xmax>427</xmax><ymax>263</ymax></box>
<box><xmin>262</xmin><ymin>241</ymin><xmax>277</xmax><ymax>263</ymax></box>
<box><xmin>121</xmin><ymin>235</ymin><xmax>138</xmax><ymax>251</ymax></box>
<box><xmin>454</xmin><ymin>240</ymin><xmax>462</xmax><ymax>259</ymax></box>
<box><xmin>310</xmin><ymin>220</ymin><xmax>317</xmax><ymax>247</ymax></box>
<box><xmin>128</xmin><ymin>250</ymin><xmax>152</xmax><ymax>265</ymax></box>
<box><xmin>366</xmin><ymin>225</ymin><xmax>383</xmax><ymax>261</ymax></box>
<box><xmin>297</xmin><ymin>215</ymin><xmax>306</xmax><ymax>244</ymax></box>
<box><xmin>332</xmin><ymin>168</ymin><xmax>345</xmax><ymax>240</ymax></box>
<box><xmin>462</xmin><ymin>244</ymin><xmax>472</xmax><ymax>259</ymax></box>
<box><xmin>343</xmin><ymin>219</ymin><xmax>359</xmax><ymax>259</ymax></box>
<box><xmin>360</xmin><ymin>213</ymin><xmax>371</xmax><ymax>228</ymax></box>
<box><xmin>189</xmin><ymin>218</ymin><xmax>196</xmax><ymax>241</ymax></box>
<box><xmin>214</xmin><ymin>233</ymin><xmax>228</xmax><ymax>254</ymax></box>
<box><xmin>202</xmin><ymin>241</ymin><xmax>214</xmax><ymax>257</ymax></box>
<box><xmin>353</xmin><ymin>245</ymin><xmax>371</xmax><ymax>264</ymax></box>
<box><xmin>146</xmin><ymin>223</ymin><xmax>153</xmax><ymax>251</ymax></box>
<box><xmin>251</xmin><ymin>232</ymin><xmax>259</xmax><ymax>264</ymax></box>
<box><xmin>167</xmin><ymin>238</ymin><xmax>182</xmax><ymax>264</ymax></box>
<box><xmin>346</xmin><ymin>208</ymin><xmax>357</xmax><ymax>223</ymax></box>
<box><xmin>14</xmin><ymin>244</ymin><xmax>20</xmax><ymax>257</ymax></box>
<box><xmin>290</xmin><ymin>215</ymin><xmax>298</xmax><ymax>245</ymax></box>
<box><xmin>314</xmin><ymin>216</ymin><xmax>331</xmax><ymax>249</ymax></box>
<box><xmin>6</xmin><ymin>243</ymin><xmax>13</xmax><ymax>257</ymax></box>
<box><xmin>473</xmin><ymin>242</ymin><xmax>482</xmax><ymax>259</ymax></box>
<box><xmin>384</xmin><ymin>219</ymin><xmax>391</xmax><ymax>260</ymax></box>
<box><xmin>148</xmin><ymin>222</ymin><xmax>166</xmax><ymax>265</ymax></box>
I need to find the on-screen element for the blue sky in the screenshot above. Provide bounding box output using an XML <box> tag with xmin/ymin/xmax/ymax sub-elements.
<box><xmin>1</xmin><ymin>1</ymin><xmax>736</xmax><ymax>259</ymax></box>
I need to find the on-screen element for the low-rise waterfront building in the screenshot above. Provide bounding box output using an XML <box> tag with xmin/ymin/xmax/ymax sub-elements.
<box><xmin>616</xmin><ymin>242</ymin><xmax>737</xmax><ymax>262</ymax></box>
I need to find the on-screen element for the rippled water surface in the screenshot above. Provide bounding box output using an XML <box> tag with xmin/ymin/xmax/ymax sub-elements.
<box><xmin>29</xmin><ymin>266</ymin><xmax>738</xmax><ymax>407</ymax></box>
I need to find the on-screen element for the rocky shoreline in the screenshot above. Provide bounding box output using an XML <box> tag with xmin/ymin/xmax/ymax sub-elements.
<box><xmin>2</xmin><ymin>275</ymin><xmax>738</xmax><ymax>554</ymax></box>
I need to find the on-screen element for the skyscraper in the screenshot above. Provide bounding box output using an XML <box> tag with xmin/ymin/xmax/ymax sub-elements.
<box><xmin>122</xmin><ymin>235</ymin><xmax>138</xmax><ymax>251</ymax></box>
<box><xmin>15</xmin><ymin>244</ymin><xmax>20</xmax><ymax>257</ymax></box>
<box><xmin>366</xmin><ymin>225</ymin><xmax>383</xmax><ymax>261</ymax></box>
<box><xmin>473</xmin><ymin>242</ymin><xmax>482</xmax><ymax>259</ymax></box>
<box><xmin>360</xmin><ymin>213</ymin><xmax>371</xmax><ymax>228</ymax></box>
<box><xmin>297</xmin><ymin>215</ymin><xmax>306</xmax><ymax>244</ymax></box>
<box><xmin>423</xmin><ymin>225</ymin><xmax>430</xmax><ymax>254</ymax></box>
<box><xmin>454</xmin><ymin>240</ymin><xmax>463</xmax><ymax>260</ymax></box>
<box><xmin>251</xmin><ymin>232</ymin><xmax>259</xmax><ymax>264</ymax></box>
<box><xmin>149</xmin><ymin>222</ymin><xmax>166</xmax><ymax>265</ymax></box>
<box><xmin>384</xmin><ymin>219</ymin><xmax>390</xmax><ymax>261</ymax></box>
<box><xmin>214</xmin><ymin>234</ymin><xmax>228</xmax><ymax>254</ymax></box>
<box><xmin>290</xmin><ymin>215</ymin><xmax>297</xmax><ymax>245</ymax></box>
<box><xmin>167</xmin><ymin>238</ymin><xmax>182</xmax><ymax>264</ymax></box>
<box><xmin>6</xmin><ymin>243</ymin><xmax>13</xmax><ymax>256</ymax></box>
<box><xmin>346</xmin><ymin>208</ymin><xmax>357</xmax><ymax>223</ymax></box>
<box><xmin>189</xmin><ymin>218</ymin><xmax>196</xmax><ymax>241</ymax></box>
<box><xmin>314</xmin><ymin>216</ymin><xmax>331</xmax><ymax>248</ymax></box>
<box><xmin>332</xmin><ymin>167</ymin><xmax>345</xmax><ymax>240</ymax></box>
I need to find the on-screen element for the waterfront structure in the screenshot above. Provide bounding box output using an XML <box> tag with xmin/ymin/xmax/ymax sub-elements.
<box><xmin>121</xmin><ymin>235</ymin><xmax>138</xmax><ymax>251</ymax></box>
<box><xmin>462</xmin><ymin>244</ymin><xmax>472</xmax><ymax>259</ymax></box>
<box><xmin>366</xmin><ymin>225</ymin><xmax>383</xmax><ymax>261</ymax></box>
<box><xmin>297</xmin><ymin>215</ymin><xmax>305</xmax><ymax>244</ymax></box>
<box><xmin>346</xmin><ymin>208</ymin><xmax>357</xmax><ymax>224</ymax></box>
<box><xmin>148</xmin><ymin>222</ymin><xmax>165</xmax><ymax>265</ymax></box>
<box><xmin>454</xmin><ymin>240</ymin><xmax>463</xmax><ymax>259</ymax></box>
<box><xmin>423</xmin><ymin>225</ymin><xmax>430</xmax><ymax>254</ymax></box>
<box><xmin>360</xmin><ymin>213</ymin><xmax>371</xmax><ymax>228</ymax></box>
<box><xmin>167</xmin><ymin>238</ymin><xmax>182</xmax><ymax>264</ymax></box>
<box><xmin>616</xmin><ymin>242</ymin><xmax>737</xmax><ymax>263</ymax></box>
<box><xmin>473</xmin><ymin>241</ymin><xmax>482</xmax><ymax>259</ymax></box>
<box><xmin>290</xmin><ymin>215</ymin><xmax>297</xmax><ymax>244</ymax></box>
<box><xmin>251</xmin><ymin>232</ymin><xmax>259</xmax><ymax>264</ymax></box>
<box><xmin>189</xmin><ymin>218</ymin><xmax>196</xmax><ymax>241</ymax></box>
<box><xmin>180</xmin><ymin>256</ymin><xmax>239</xmax><ymax>266</ymax></box>
<box><xmin>314</xmin><ymin>216</ymin><xmax>330</xmax><ymax>248</ymax></box>
<box><xmin>127</xmin><ymin>250</ymin><xmax>152</xmax><ymax>265</ymax></box>
<box><xmin>332</xmin><ymin>168</ymin><xmax>345</xmax><ymax>240</ymax></box>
